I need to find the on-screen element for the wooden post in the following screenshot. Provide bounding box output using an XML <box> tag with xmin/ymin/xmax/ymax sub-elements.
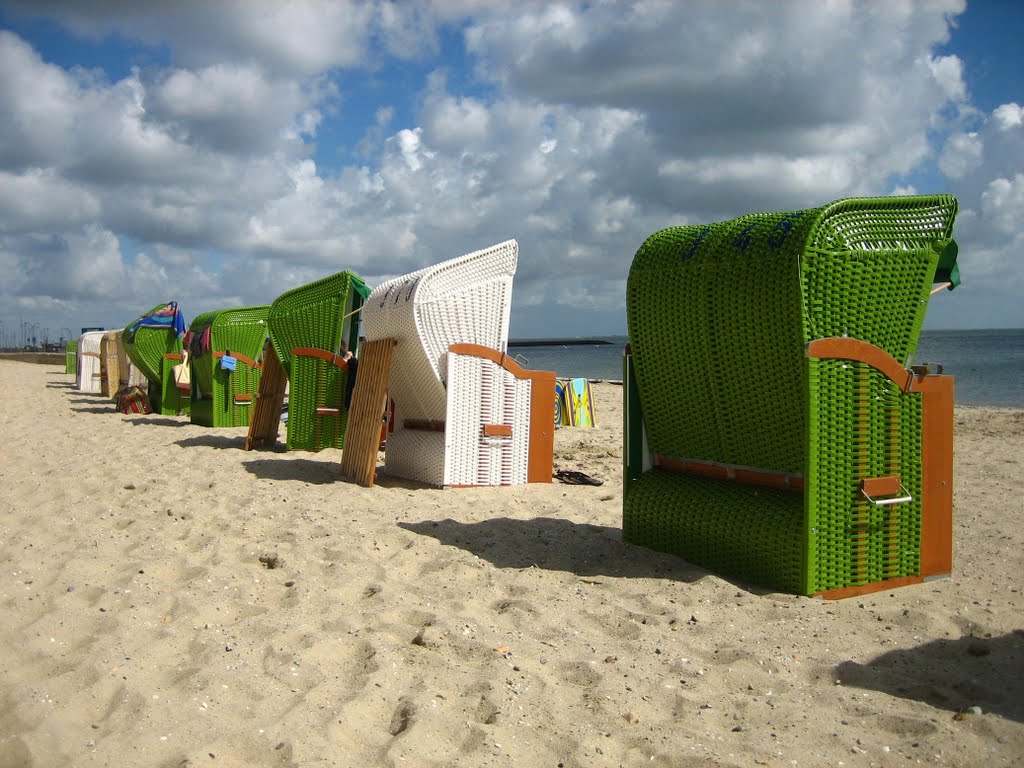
<box><xmin>244</xmin><ymin>344</ymin><xmax>287</xmax><ymax>450</ymax></box>
<box><xmin>340</xmin><ymin>339</ymin><xmax>396</xmax><ymax>487</ymax></box>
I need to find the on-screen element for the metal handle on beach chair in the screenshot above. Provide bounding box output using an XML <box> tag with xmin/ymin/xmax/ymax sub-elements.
<box><xmin>860</xmin><ymin>476</ymin><xmax>913</xmax><ymax>506</ymax></box>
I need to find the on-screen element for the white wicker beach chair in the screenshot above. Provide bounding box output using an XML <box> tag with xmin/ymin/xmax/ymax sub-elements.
<box><xmin>76</xmin><ymin>331</ymin><xmax>106</xmax><ymax>393</ymax></box>
<box><xmin>361</xmin><ymin>240</ymin><xmax>554</xmax><ymax>487</ymax></box>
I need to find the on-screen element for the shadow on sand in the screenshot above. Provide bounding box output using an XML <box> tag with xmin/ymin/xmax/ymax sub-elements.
<box><xmin>242</xmin><ymin>457</ymin><xmax>342</xmax><ymax>484</ymax></box>
<box><xmin>71</xmin><ymin>405</ymin><xmax>118</xmax><ymax>414</ymax></box>
<box><xmin>126</xmin><ymin>417</ymin><xmax>191</xmax><ymax>427</ymax></box>
<box><xmin>175</xmin><ymin>434</ymin><xmax>250</xmax><ymax>450</ymax></box>
<box><xmin>399</xmin><ymin>516</ymin><xmax>712</xmax><ymax>583</ymax></box>
<box><xmin>834</xmin><ymin>631</ymin><xmax>1024</xmax><ymax>722</ymax></box>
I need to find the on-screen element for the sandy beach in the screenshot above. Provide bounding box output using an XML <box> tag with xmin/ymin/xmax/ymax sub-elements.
<box><xmin>0</xmin><ymin>360</ymin><xmax>1021</xmax><ymax>768</ymax></box>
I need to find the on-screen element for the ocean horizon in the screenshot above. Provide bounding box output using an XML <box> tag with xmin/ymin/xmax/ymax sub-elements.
<box><xmin>510</xmin><ymin>328</ymin><xmax>1023</xmax><ymax>409</ymax></box>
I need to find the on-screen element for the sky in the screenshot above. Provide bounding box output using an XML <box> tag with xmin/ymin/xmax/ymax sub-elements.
<box><xmin>0</xmin><ymin>0</ymin><xmax>1021</xmax><ymax>347</ymax></box>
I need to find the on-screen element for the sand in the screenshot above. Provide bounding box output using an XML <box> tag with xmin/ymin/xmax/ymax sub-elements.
<box><xmin>0</xmin><ymin>360</ymin><xmax>1021</xmax><ymax>768</ymax></box>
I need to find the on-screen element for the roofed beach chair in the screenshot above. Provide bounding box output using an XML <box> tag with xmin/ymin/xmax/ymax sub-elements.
<box><xmin>356</xmin><ymin>240</ymin><xmax>555</xmax><ymax>487</ymax></box>
<box><xmin>246</xmin><ymin>271</ymin><xmax>369</xmax><ymax>451</ymax></box>
<box><xmin>624</xmin><ymin>195</ymin><xmax>960</xmax><ymax>597</ymax></box>
<box><xmin>187</xmin><ymin>306</ymin><xmax>270</xmax><ymax>428</ymax></box>
<box><xmin>99</xmin><ymin>329</ymin><xmax>125</xmax><ymax>398</ymax></box>
<box><xmin>122</xmin><ymin>301</ymin><xmax>189</xmax><ymax>415</ymax></box>
<box><xmin>76</xmin><ymin>331</ymin><xmax>106</xmax><ymax>393</ymax></box>
<box><xmin>65</xmin><ymin>339</ymin><xmax>78</xmax><ymax>375</ymax></box>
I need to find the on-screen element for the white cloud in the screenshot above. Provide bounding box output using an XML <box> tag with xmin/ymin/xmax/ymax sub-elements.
<box><xmin>992</xmin><ymin>102</ymin><xmax>1023</xmax><ymax>130</ymax></box>
<box><xmin>939</xmin><ymin>131</ymin><xmax>983</xmax><ymax>178</ymax></box>
<box><xmin>4</xmin><ymin>0</ymin><xmax>1022</xmax><ymax>338</ymax></box>
<box><xmin>980</xmin><ymin>174</ymin><xmax>1024</xmax><ymax>236</ymax></box>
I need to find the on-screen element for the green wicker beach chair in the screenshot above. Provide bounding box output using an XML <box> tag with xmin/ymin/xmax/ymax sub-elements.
<box><xmin>122</xmin><ymin>302</ymin><xmax>188</xmax><ymax>415</ymax></box>
<box><xmin>255</xmin><ymin>271</ymin><xmax>369</xmax><ymax>451</ymax></box>
<box><xmin>65</xmin><ymin>339</ymin><xmax>78</xmax><ymax>375</ymax></box>
<box><xmin>188</xmin><ymin>305</ymin><xmax>270</xmax><ymax>428</ymax></box>
<box><xmin>624</xmin><ymin>195</ymin><xmax>960</xmax><ymax>597</ymax></box>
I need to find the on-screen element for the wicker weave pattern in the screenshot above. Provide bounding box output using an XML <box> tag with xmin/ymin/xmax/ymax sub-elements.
<box><xmin>65</xmin><ymin>340</ymin><xmax>78</xmax><ymax>375</ymax></box>
<box><xmin>122</xmin><ymin>303</ymin><xmax>185</xmax><ymax>414</ymax></box>
<box><xmin>76</xmin><ymin>331</ymin><xmax>105</xmax><ymax>393</ymax></box>
<box><xmin>624</xmin><ymin>471</ymin><xmax>806</xmax><ymax>593</ymax></box>
<box><xmin>625</xmin><ymin>195</ymin><xmax>957</xmax><ymax>595</ymax></box>
<box><xmin>159</xmin><ymin>354</ymin><xmax>190</xmax><ymax>416</ymax></box>
<box><xmin>361</xmin><ymin>241</ymin><xmax>517</xmax><ymax>485</ymax></box>
<box><xmin>286</xmin><ymin>351</ymin><xmax>350</xmax><ymax>451</ymax></box>
<box><xmin>122</xmin><ymin>304</ymin><xmax>183</xmax><ymax>383</ymax></box>
<box><xmin>267</xmin><ymin>272</ymin><xmax>367</xmax><ymax>376</ymax></box>
<box><xmin>188</xmin><ymin>306</ymin><xmax>269</xmax><ymax>428</ymax></box>
<box><xmin>445</xmin><ymin>351</ymin><xmax>531</xmax><ymax>486</ymax></box>
<box><xmin>362</xmin><ymin>241</ymin><xmax>516</xmax><ymax>426</ymax></box>
<box><xmin>385</xmin><ymin>430</ymin><xmax>447</xmax><ymax>486</ymax></box>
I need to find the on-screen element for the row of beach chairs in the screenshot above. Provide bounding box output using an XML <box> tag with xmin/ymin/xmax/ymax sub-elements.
<box><xmin>68</xmin><ymin>195</ymin><xmax>961</xmax><ymax>599</ymax></box>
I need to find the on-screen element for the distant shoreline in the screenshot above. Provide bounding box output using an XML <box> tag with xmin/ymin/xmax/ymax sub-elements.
<box><xmin>0</xmin><ymin>352</ymin><xmax>65</xmax><ymax>365</ymax></box>
<box><xmin>508</xmin><ymin>338</ymin><xmax>616</xmax><ymax>347</ymax></box>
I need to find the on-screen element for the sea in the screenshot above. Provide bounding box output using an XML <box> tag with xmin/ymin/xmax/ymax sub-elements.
<box><xmin>509</xmin><ymin>328</ymin><xmax>1023</xmax><ymax>408</ymax></box>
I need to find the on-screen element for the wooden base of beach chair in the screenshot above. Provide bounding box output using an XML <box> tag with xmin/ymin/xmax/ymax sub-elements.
<box><xmin>340</xmin><ymin>338</ymin><xmax>396</xmax><ymax>487</ymax></box>
<box><xmin>245</xmin><ymin>345</ymin><xmax>287</xmax><ymax>450</ymax></box>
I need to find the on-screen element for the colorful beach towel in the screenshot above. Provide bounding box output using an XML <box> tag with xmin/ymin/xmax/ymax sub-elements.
<box><xmin>554</xmin><ymin>378</ymin><xmax>596</xmax><ymax>427</ymax></box>
<box><xmin>124</xmin><ymin>301</ymin><xmax>187</xmax><ymax>342</ymax></box>
<box><xmin>116</xmin><ymin>385</ymin><xmax>152</xmax><ymax>414</ymax></box>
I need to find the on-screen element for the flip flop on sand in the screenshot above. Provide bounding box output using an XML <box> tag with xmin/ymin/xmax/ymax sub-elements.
<box><xmin>554</xmin><ymin>469</ymin><xmax>603</xmax><ymax>486</ymax></box>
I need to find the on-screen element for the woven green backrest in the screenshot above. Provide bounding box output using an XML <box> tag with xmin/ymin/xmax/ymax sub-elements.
<box><xmin>627</xmin><ymin>211</ymin><xmax>811</xmax><ymax>472</ymax></box>
<box><xmin>625</xmin><ymin>194</ymin><xmax>958</xmax><ymax>594</ymax></box>
<box><xmin>188</xmin><ymin>309</ymin><xmax>219</xmax><ymax>399</ymax></box>
<box><xmin>65</xmin><ymin>339</ymin><xmax>78</xmax><ymax>374</ymax></box>
<box><xmin>286</xmin><ymin>354</ymin><xmax>350</xmax><ymax>451</ymax></box>
<box><xmin>122</xmin><ymin>304</ymin><xmax>184</xmax><ymax>383</ymax></box>
<box><xmin>801</xmin><ymin>196</ymin><xmax>956</xmax><ymax>362</ymax></box>
<box><xmin>189</xmin><ymin>305</ymin><xmax>269</xmax><ymax>427</ymax></box>
<box><xmin>627</xmin><ymin>195</ymin><xmax>957</xmax><ymax>475</ymax></box>
<box><xmin>268</xmin><ymin>272</ymin><xmax>368</xmax><ymax>374</ymax></box>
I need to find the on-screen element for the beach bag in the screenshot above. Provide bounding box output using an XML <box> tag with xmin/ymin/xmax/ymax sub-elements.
<box><xmin>172</xmin><ymin>352</ymin><xmax>191</xmax><ymax>391</ymax></box>
<box><xmin>116</xmin><ymin>385</ymin><xmax>152</xmax><ymax>414</ymax></box>
<box><xmin>220</xmin><ymin>354</ymin><xmax>237</xmax><ymax>371</ymax></box>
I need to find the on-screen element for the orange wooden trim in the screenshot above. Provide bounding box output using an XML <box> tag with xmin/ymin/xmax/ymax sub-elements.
<box><xmin>483</xmin><ymin>424</ymin><xmax>513</xmax><ymax>438</ymax></box>
<box><xmin>861</xmin><ymin>475</ymin><xmax>902</xmax><ymax>497</ymax></box>
<box><xmin>315</xmin><ymin>406</ymin><xmax>341</xmax><ymax>416</ymax></box>
<box><xmin>163</xmin><ymin>353</ymin><xmax>185</xmax><ymax>362</ymax></box>
<box><xmin>405</xmin><ymin>418</ymin><xmax>446</xmax><ymax>432</ymax></box>
<box><xmin>917</xmin><ymin>374</ymin><xmax>954</xmax><ymax>578</ymax></box>
<box><xmin>525</xmin><ymin>369</ymin><xmax>555</xmax><ymax>484</ymax></box>
<box><xmin>233</xmin><ymin>394</ymin><xmax>253</xmax><ymax>403</ymax></box>
<box><xmin>213</xmin><ymin>350</ymin><xmax>257</xmax><ymax>368</ymax></box>
<box><xmin>815</xmin><ymin>575</ymin><xmax>924</xmax><ymax>600</ymax></box>
<box><xmin>807</xmin><ymin>338</ymin><xmax>914</xmax><ymax>390</ymax></box>
<box><xmin>654</xmin><ymin>454</ymin><xmax>804</xmax><ymax>492</ymax></box>
<box><xmin>291</xmin><ymin>347</ymin><xmax>350</xmax><ymax>370</ymax></box>
<box><xmin>449</xmin><ymin>343</ymin><xmax>527</xmax><ymax>377</ymax></box>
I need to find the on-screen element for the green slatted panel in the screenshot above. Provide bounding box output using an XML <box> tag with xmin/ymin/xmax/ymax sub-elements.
<box><xmin>160</xmin><ymin>355</ymin><xmax>191</xmax><ymax>416</ymax></box>
<box><xmin>286</xmin><ymin>353</ymin><xmax>350</xmax><ymax>451</ymax></box>
<box><xmin>65</xmin><ymin>339</ymin><xmax>78</xmax><ymax>375</ymax></box>
<box><xmin>268</xmin><ymin>272</ymin><xmax>368</xmax><ymax>376</ymax></box>
<box><xmin>266</xmin><ymin>271</ymin><xmax>367</xmax><ymax>452</ymax></box>
<box><xmin>623</xmin><ymin>472</ymin><xmax>805</xmax><ymax>594</ymax></box>
<box><xmin>188</xmin><ymin>306</ymin><xmax>269</xmax><ymax>428</ymax></box>
<box><xmin>625</xmin><ymin>195</ymin><xmax>957</xmax><ymax>595</ymax></box>
<box><xmin>122</xmin><ymin>304</ymin><xmax>186</xmax><ymax>415</ymax></box>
